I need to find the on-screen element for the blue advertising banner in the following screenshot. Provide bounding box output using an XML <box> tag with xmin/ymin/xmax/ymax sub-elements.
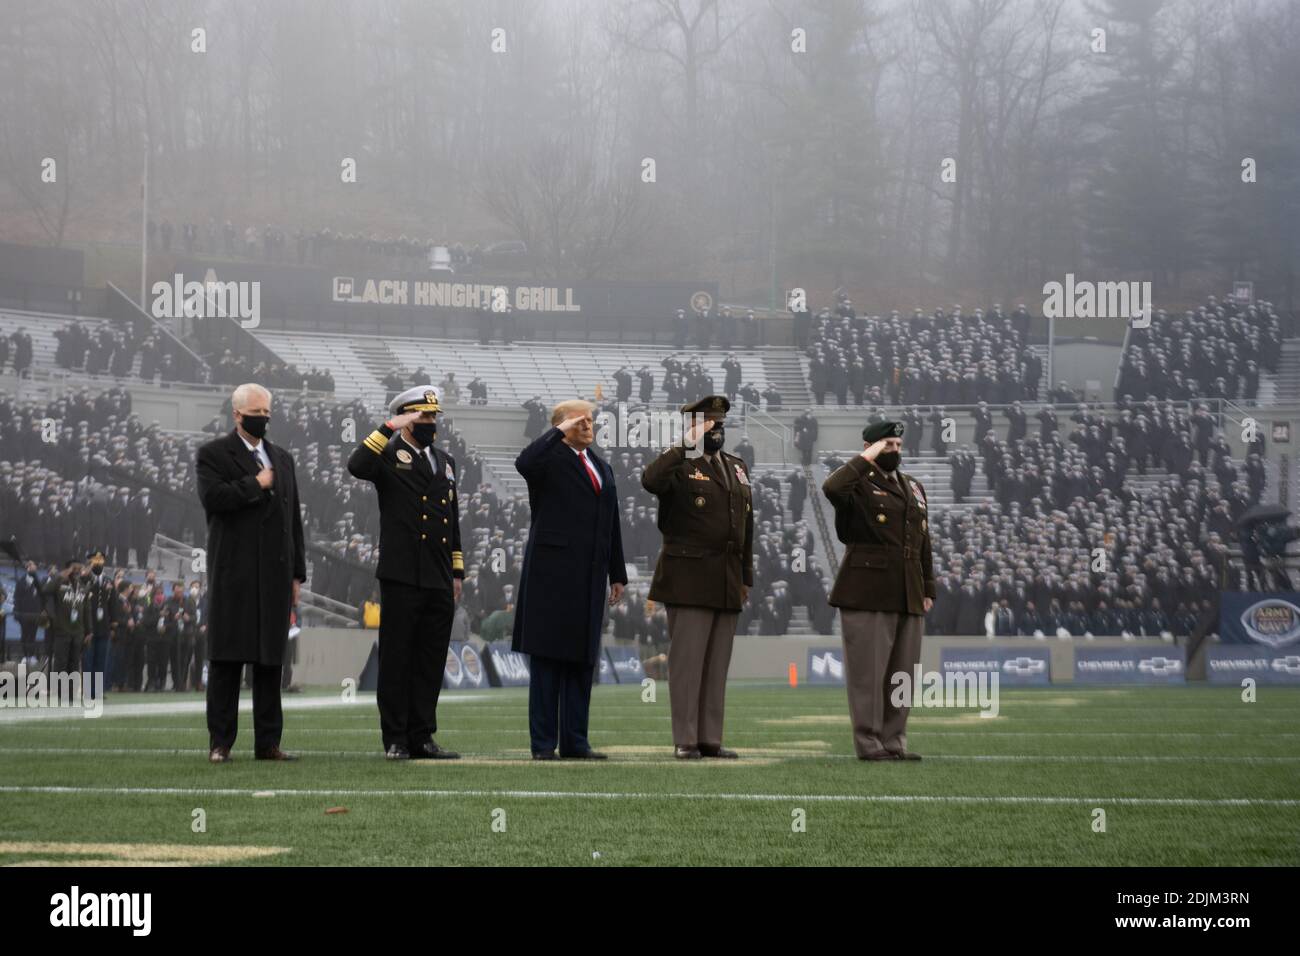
<box><xmin>940</xmin><ymin>647</ymin><xmax>1051</xmax><ymax>686</ymax></box>
<box><xmin>486</xmin><ymin>642</ymin><xmax>531</xmax><ymax>687</ymax></box>
<box><xmin>1218</xmin><ymin>592</ymin><xmax>1300</xmax><ymax>646</ymax></box>
<box><xmin>807</xmin><ymin>647</ymin><xmax>845</xmax><ymax>685</ymax></box>
<box><xmin>442</xmin><ymin>641</ymin><xmax>490</xmax><ymax>689</ymax></box>
<box><xmin>1073</xmin><ymin>647</ymin><xmax>1185</xmax><ymax>684</ymax></box>
<box><xmin>604</xmin><ymin>647</ymin><xmax>645</xmax><ymax>685</ymax></box>
<box><xmin>1206</xmin><ymin>646</ymin><xmax>1300</xmax><ymax>684</ymax></box>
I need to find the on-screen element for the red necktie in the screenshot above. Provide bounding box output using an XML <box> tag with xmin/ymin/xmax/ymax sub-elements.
<box><xmin>580</xmin><ymin>452</ymin><xmax>601</xmax><ymax>494</ymax></box>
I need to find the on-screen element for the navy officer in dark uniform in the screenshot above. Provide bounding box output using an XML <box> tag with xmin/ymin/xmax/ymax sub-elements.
<box><xmin>348</xmin><ymin>385</ymin><xmax>463</xmax><ymax>760</ymax></box>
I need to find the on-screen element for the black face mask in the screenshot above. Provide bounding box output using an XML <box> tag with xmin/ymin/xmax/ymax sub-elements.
<box><xmin>703</xmin><ymin>425</ymin><xmax>725</xmax><ymax>454</ymax></box>
<box><xmin>410</xmin><ymin>422</ymin><xmax>437</xmax><ymax>446</ymax></box>
<box><xmin>876</xmin><ymin>451</ymin><xmax>902</xmax><ymax>472</ymax></box>
<box><xmin>91</xmin><ymin>564</ymin><xmax>103</xmax><ymax>576</ymax></box>
<box><xmin>241</xmin><ymin>414</ymin><xmax>269</xmax><ymax>439</ymax></box>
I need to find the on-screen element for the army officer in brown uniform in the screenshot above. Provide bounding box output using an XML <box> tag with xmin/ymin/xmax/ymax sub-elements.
<box><xmin>643</xmin><ymin>395</ymin><xmax>753</xmax><ymax>759</ymax></box>
<box><xmin>822</xmin><ymin>420</ymin><xmax>934</xmax><ymax>761</ymax></box>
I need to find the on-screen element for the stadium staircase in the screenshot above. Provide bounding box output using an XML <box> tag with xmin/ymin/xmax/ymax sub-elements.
<box><xmin>1263</xmin><ymin>339</ymin><xmax>1300</xmax><ymax>402</ymax></box>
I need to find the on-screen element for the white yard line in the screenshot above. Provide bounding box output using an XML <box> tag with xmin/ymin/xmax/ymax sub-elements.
<box><xmin>0</xmin><ymin>693</ymin><xmax>491</xmax><ymax>722</ymax></box>
<box><xmin>0</xmin><ymin>784</ymin><xmax>1295</xmax><ymax>807</ymax></box>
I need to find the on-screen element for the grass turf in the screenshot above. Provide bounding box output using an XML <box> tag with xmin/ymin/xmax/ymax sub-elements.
<box><xmin>1</xmin><ymin>683</ymin><xmax>1297</xmax><ymax>866</ymax></box>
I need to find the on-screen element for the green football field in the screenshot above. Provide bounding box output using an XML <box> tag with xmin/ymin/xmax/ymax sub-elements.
<box><xmin>1</xmin><ymin>683</ymin><xmax>1297</xmax><ymax>866</ymax></box>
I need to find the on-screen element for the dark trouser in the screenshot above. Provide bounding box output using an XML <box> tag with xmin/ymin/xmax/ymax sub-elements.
<box><xmin>174</xmin><ymin>637</ymin><xmax>194</xmax><ymax>691</ymax></box>
<box><xmin>47</xmin><ymin>631</ymin><xmax>82</xmax><ymax>676</ymax></box>
<box><xmin>191</xmin><ymin>635</ymin><xmax>206</xmax><ymax>688</ymax></box>
<box><xmin>19</xmin><ymin>617</ymin><xmax>38</xmax><ymax>661</ymax></box>
<box><xmin>527</xmin><ymin>655</ymin><xmax>595</xmax><ymax>756</ymax></box>
<box><xmin>86</xmin><ymin>636</ymin><xmax>110</xmax><ymax>699</ymax></box>
<box><xmin>127</xmin><ymin>639</ymin><xmax>146</xmax><ymax>691</ymax></box>
<box><xmin>148</xmin><ymin>639</ymin><xmax>171</xmax><ymax>690</ymax></box>
<box><xmin>376</xmin><ymin>580</ymin><xmax>454</xmax><ymax>750</ymax></box>
<box><xmin>207</xmin><ymin>660</ymin><xmax>283</xmax><ymax>751</ymax></box>
<box><xmin>110</xmin><ymin>639</ymin><xmax>127</xmax><ymax>689</ymax></box>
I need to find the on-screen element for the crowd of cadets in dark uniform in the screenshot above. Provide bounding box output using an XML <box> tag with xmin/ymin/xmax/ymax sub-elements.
<box><xmin>0</xmin><ymin>328</ymin><xmax>36</xmax><ymax>377</ymax></box>
<box><xmin>147</xmin><ymin>216</ymin><xmax>483</xmax><ymax>274</ymax></box>
<box><xmin>2</xmin><ymin>561</ymin><xmax>208</xmax><ymax>693</ymax></box>
<box><xmin>670</xmin><ymin>307</ymin><xmax>762</xmax><ymax>352</ymax></box>
<box><xmin>1116</xmin><ymin>298</ymin><xmax>1282</xmax><ymax>402</ymax></box>
<box><xmin>0</xmin><ymin>286</ymin><xmax>1287</xmax><ymax>648</ymax></box>
<box><xmin>918</xmin><ymin>399</ymin><xmax>1266</xmax><ymax>638</ymax></box>
<box><xmin>208</xmin><ymin>349</ymin><xmax>334</xmax><ymax>392</ymax></box>
<box><xmin>798</xmin><ymin>296</ymin><xmax>1042</xmax><ymax>407</ymax></box>
<box><xmin>383</xmin><ymin>368</ymin><xmax>485</xmax><ymax>407</ymax></box>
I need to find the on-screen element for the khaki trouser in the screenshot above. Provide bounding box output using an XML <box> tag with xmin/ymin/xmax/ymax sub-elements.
<box><xmin>666</xmin><ymin>605</ymin><xmax>738</xmax><ymax>748</ymax></box>
<box><xmin>839</xmin><ymin>609</ymin><xmax>923</xmax><ymax>757</ymax></box>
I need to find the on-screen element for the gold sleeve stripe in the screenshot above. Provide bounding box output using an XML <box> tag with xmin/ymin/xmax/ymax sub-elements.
<box><xmin>451</xmin><ymin>551</ymin><xmax>464</xmax><ymax>571</ymax></box>
<box><xmin>363</xmin><ymin>430</ymin><xmax>388</xmax><ymax>454</ymax></box>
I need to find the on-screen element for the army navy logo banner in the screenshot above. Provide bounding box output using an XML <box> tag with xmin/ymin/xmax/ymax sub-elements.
<box><xmin>1206</xmin><ymin>646</ymin><xmax>1300</xmax><ymax>684</ymax></box>
<box><xmin>596</xmin><ymin>652</ymin><xmax>615</xmax><ymax>684</ymax></box>
<box><xmin>1074</xmin><ymin>647</ymin><xmax>1185</xmax><ymax>684</ymax></box>
<box><xmin>442</xmin><ymin>641</ymin><xmax>490</xmax><ymax>690</ymax></box>
<box><xmin>486</xmin><ymin>642</ymin><xmax>530</xmax><ymax>687</ymax></box>
<box><xmin>941</xmin><ymin>647</ymin><xmax>1050</xmax><ymax>686</ymax></box>
<box><xmin>604</xmin><ymin>647</ymin><xmax>645</xmax><ymax>684</ymax></box>
<box><xmin>807</xmin><ymin>647</ymin><xmax>845</xmax><ymax>685</ymax></box>
<box><xmin>1219</xmin><ymin>592</ymin><xmax>1300</xmax><ymax>647</ymax></box>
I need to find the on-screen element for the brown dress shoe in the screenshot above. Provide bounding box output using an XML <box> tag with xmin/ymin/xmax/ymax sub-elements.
<box><xmin>861</xmin><ymin>750</ymin><xmax>898</xmax><ymax>761</ymax></box>
<box><xmin>890</xmin><ymin>750</ymin><xmax>922</xmax><ymax>761</ymax></box>
<box><xmin>209</xmin><ymin>746</ymin><xmax>231</xmax><ymax>764</ymax></box>
<box><xmin>254</xmin><ymin>745</ymin><xmax>298</xmax><ymax>761</ymax></box>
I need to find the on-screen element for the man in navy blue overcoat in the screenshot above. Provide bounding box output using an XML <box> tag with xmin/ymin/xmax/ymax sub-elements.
<box><xmin>512</xmin><ymin>399</ymin><xmax>627</xmax><ymax>759</ymax></box>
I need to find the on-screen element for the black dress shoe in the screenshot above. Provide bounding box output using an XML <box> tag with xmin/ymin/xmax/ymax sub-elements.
<box><xmin>532</xmin><ymin>750</ymin><xmax>558</xmax><ymax>761</ymax></box>
<box><xmin>409</xmin><ymin>741</ymin><xmax>460</xmax><ymax>760</ymax></box>
<box><xmin>698</xmin><ymin>744</ymin><xmax>738</xmax><ymax>759</ymax></box>
<box><xmin>674</xmin><ymin>746</ymin><xmax>702</xmax><ymax>759</ymax></box>
<box><xmin>254</xmin><ymin>745</ymin><xmax>298</xmax><ymax>761</ymax></box>
<box><xmin>385</xmin><ymin>744</ymin><xmax>410</xmax><ymax>760</ymax></box>
<box><xmin>208</xmin><ymin>746</ymin><xmax>231</xmax><ymax>764</ymax></box>
<box><xmin>560</xmin><ymin>749</ymin><xmax>607</xmax><ymax>760</ymax></box>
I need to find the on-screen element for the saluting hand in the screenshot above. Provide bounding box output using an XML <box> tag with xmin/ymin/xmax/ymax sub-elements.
<box><xmin>860</xmin><ymin>439</ymin><xmax>889</xmax><ymax>462</ymax></box>
<box><xmin>685</xmin><ymin>418</ymin><xmax>713</xmax><ymax>447</ymax></box>
<box><xmin>388</xmin><ymin>410</ymin><xmax>423</xmax><ymax>431</ymax></box>
<box><xmin>558</xmin><ymin>415</ymin><xmax>587</xmax><ymax>436</ymax></box>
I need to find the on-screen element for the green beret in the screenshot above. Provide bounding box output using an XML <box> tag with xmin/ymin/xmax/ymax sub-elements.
<box><xmin>863</xmin><ymin>420</ymin><xmax>904</xmax><ymax>442</ymax></box>
<box><xmin>681</xmin><ymin>395</ymin><xmax>730</xmax><ymax>416</ymax></box>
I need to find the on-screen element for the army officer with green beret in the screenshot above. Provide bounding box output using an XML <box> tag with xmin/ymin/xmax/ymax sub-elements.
<box><xmin>822</xmin><ymin>419</ymin><xmax>934</xmax><ymax>761</ymax></box>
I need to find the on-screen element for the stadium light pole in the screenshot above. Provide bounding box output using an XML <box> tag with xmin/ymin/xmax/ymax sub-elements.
<box><xmin>140</xmin><ymin>140</ymin><xmax>149</xmax><ymax>309</ymax></box>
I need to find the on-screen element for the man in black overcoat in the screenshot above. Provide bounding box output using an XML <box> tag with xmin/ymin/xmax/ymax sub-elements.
<box><xmin>512</xmin><ymin>399</ymin><xmax>627</xmax><ymax>760</ymax></box>
<box><xmin>195</xmin><ymin>383</ymin><xmax>305</xmax><ymax>763</ymax></box>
